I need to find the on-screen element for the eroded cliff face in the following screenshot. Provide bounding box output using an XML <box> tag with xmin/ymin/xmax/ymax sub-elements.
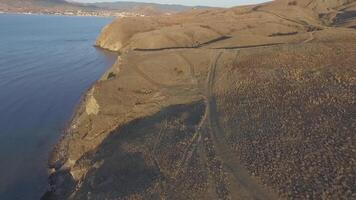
<box><xmin>45</xmin><ymin>1</ymin><xmax>356</xmax><ymax>199</ymax></box>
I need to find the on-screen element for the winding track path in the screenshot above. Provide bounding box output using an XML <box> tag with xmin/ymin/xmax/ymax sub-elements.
<box><xmin>303</xmin><ymin>31</ymin><xmax>315</xmax><ymax>43</ymax></box>
<box><xmin>133</xmin><ymin>29</ymin><xmax>317</xmax><ymax>197</ymax></box>
<box><xmin>204</xmin><ymin>51</ymin><xmax>278</xmax><ymax>200</ymax></box>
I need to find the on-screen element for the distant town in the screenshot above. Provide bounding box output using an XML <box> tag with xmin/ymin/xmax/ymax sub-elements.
<box><xmin>0</xmin><ymin>0</ymin><xmax>199</xmax><ymax>17</ymax></box>
<box><xmin>0</xmin><ymin>8</ymin><xmax>147</xmax><ymax>17</ymax></box>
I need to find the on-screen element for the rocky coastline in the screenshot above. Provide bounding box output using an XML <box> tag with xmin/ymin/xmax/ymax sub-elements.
<box><xmin>44</xmin><ymin>1</ymin><xmax>356</xmax><ymax>199</ymax></box>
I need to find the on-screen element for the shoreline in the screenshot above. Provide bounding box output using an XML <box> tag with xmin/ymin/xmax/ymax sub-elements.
<box><xmin>0</xmin><ymin>9</ymin><xmax>150</xmax><ymax>18</ymax></box>
<box><xmin>47</xmin><ymin>44</ymin><xmax>119</xmax><ymax>163</ymax></box>
<box><xmin>43</xmin><ymin>49</ymin><xmax>120</xmax><ymax>200</ymax></box>
<box><xmin>0</xmin><ymin>11</ymin><xmax>115</xmax><ymax>18</ymax></box>
<box><xmin>42</xmin><ymin>37</ymin><xmax>119</xmax><ymax>196</ymax></box>
<box><xmin>0</xmin><ymin>14</ymin><xmax>119</xmax><ymax>200</ymax></box>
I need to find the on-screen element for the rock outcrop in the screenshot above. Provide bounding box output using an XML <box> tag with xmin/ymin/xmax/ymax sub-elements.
<box><xmin>44</xmin><ymin>1</ymin><xmax>356</xmax><ymax>199</ymax></box>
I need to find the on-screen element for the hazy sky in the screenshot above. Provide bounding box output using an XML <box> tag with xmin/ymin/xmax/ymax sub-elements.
<box><xmin>73</xmin><ymin>0</ymin><xmax>270</xmax><ymax>7</ymax></box>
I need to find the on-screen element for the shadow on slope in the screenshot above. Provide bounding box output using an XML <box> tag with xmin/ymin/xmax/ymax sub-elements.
<box><xmin>44</xmin><ymin>101</ymin><xmax>206</xmax><ymax>199</ymax></box>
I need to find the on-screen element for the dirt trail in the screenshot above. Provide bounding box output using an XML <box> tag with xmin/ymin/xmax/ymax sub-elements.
<box><xmin>134</xmin><ymin>36</ymin><xmax>232</xmax><ymax>52</ymax></box>
<box><xmin>254</xmin><ymin>8</ymin><xmax>308</xmax><ymax>27</ymax></box>
<box><xmin>131</xmin><ymin>62</ymin><xmax>197</xmax><ymax>92</ymax></box>
<box><xmin>204</xmin><ymin>51</ymin><xmax>278</xmax><ymax>200</ymax></box>
<box><xmin>129</xmin><ymin>36</ymin><xmax>317</xmax><ymax>198</ymax></box>
<box><xmin>176</xmin><ymin>52</ymin><xmax>197</xmax><ymax>83</ymax></box>
<box><xmin>152</xmin><ymin>121</ymin><xmax>168</xmax><ymax>199</ymax></box>
<box><xmin>213</xmin><ymin>43</ymin><xmax>285</xmax><ymax>50</ymax></box>
<box><xmin>303</xmin><ymin>31</ymin><xmax>315</xmax><ymax>43</ymax></box>
<box><xmin>305</xmin><ymin>0</ymin><xmax>315</xmax><ymax>8</ymax></box>
<box><xmin>129</xmin><ymin>47</ymin><xmax>282</xmax><ymax>199</ymax></box>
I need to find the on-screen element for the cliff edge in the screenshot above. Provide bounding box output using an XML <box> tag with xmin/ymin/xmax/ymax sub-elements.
<box><xmin>44</xmin><ymin>0</ymin><xmax>356</xmax><ymax>199</ymax></box>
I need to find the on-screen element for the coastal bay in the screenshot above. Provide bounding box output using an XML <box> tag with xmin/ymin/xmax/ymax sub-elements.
<box><xmin>0</xmin><ymin>14</ymin><xmax>116</xmax><ymax>200</ymax></box>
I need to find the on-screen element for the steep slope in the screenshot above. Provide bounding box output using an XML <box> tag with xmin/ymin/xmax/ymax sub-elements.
<box><xmin>45</xmin><ymin>0</ymin><xmax>356</xmax><ymax>199</ymax></box>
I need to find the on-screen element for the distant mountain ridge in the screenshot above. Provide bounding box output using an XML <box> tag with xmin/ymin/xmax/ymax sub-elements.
<box><xmin>87</xmin><ymin>1</ymin><xmax>212</xmax><ymax>12</ymax></box>
<box><xmin>0</xmin><ymin>0</ymin><xmax>69</xmax><ymax>5</ymax></box>
<box><xmin>0</xmin><ymin>0</ymin><xmax>207</xmax><ymax>15</ymax></box>
<box><xmin>0</xmin><ymin>0</ymin><xmax>76</xmax><ymax>8</ymax></box>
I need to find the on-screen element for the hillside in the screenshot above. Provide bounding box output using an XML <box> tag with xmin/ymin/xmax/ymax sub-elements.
<box><xmin>44</xmin><ymin>0</ymin><xmax>356</xmax><ymax>199</ymax></box>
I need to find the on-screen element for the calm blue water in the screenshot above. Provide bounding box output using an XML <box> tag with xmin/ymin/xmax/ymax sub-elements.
<box><xmin>0</xmin><ymin>14</ymin><xmax>116</xmax><ymax>200</ymax></box>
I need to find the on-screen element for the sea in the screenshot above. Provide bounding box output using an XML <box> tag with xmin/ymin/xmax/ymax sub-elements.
<box><xmin>0</xmin><ymin>13</ymin><xmax>116</xmax><ymax>200</ymax></box>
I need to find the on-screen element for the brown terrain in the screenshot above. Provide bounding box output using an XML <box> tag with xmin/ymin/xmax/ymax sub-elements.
<box><xmin>43</xmin><ymin>0</ymin><xmax>356</xmax><ymax>199</ymax></box>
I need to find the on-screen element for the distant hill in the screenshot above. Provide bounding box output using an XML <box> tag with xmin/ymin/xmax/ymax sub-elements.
<box><xmin>87</xmin><ymin>1</ymin><xmax>211</xmax><ymax>13</ymax></box>
<box><xmin>0</xmin><ymin>0</ymin><xmax>84</xmax><ymax>10</ymax></box>
<box><xmin>0</xmin><ymin>0</ymin><xmax>208</xmax><ymax>15</ymax></box>
<box><xmin>0</xmin><ymin>0</ymin><xmax>69</xmax><ymax>7</ymax></box>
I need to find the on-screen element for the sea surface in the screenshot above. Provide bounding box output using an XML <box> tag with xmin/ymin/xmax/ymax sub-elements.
<box><xmin>0</xmin><ymin>14</ymin><xmax>116</xmax><ymax>200</ymax></box>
